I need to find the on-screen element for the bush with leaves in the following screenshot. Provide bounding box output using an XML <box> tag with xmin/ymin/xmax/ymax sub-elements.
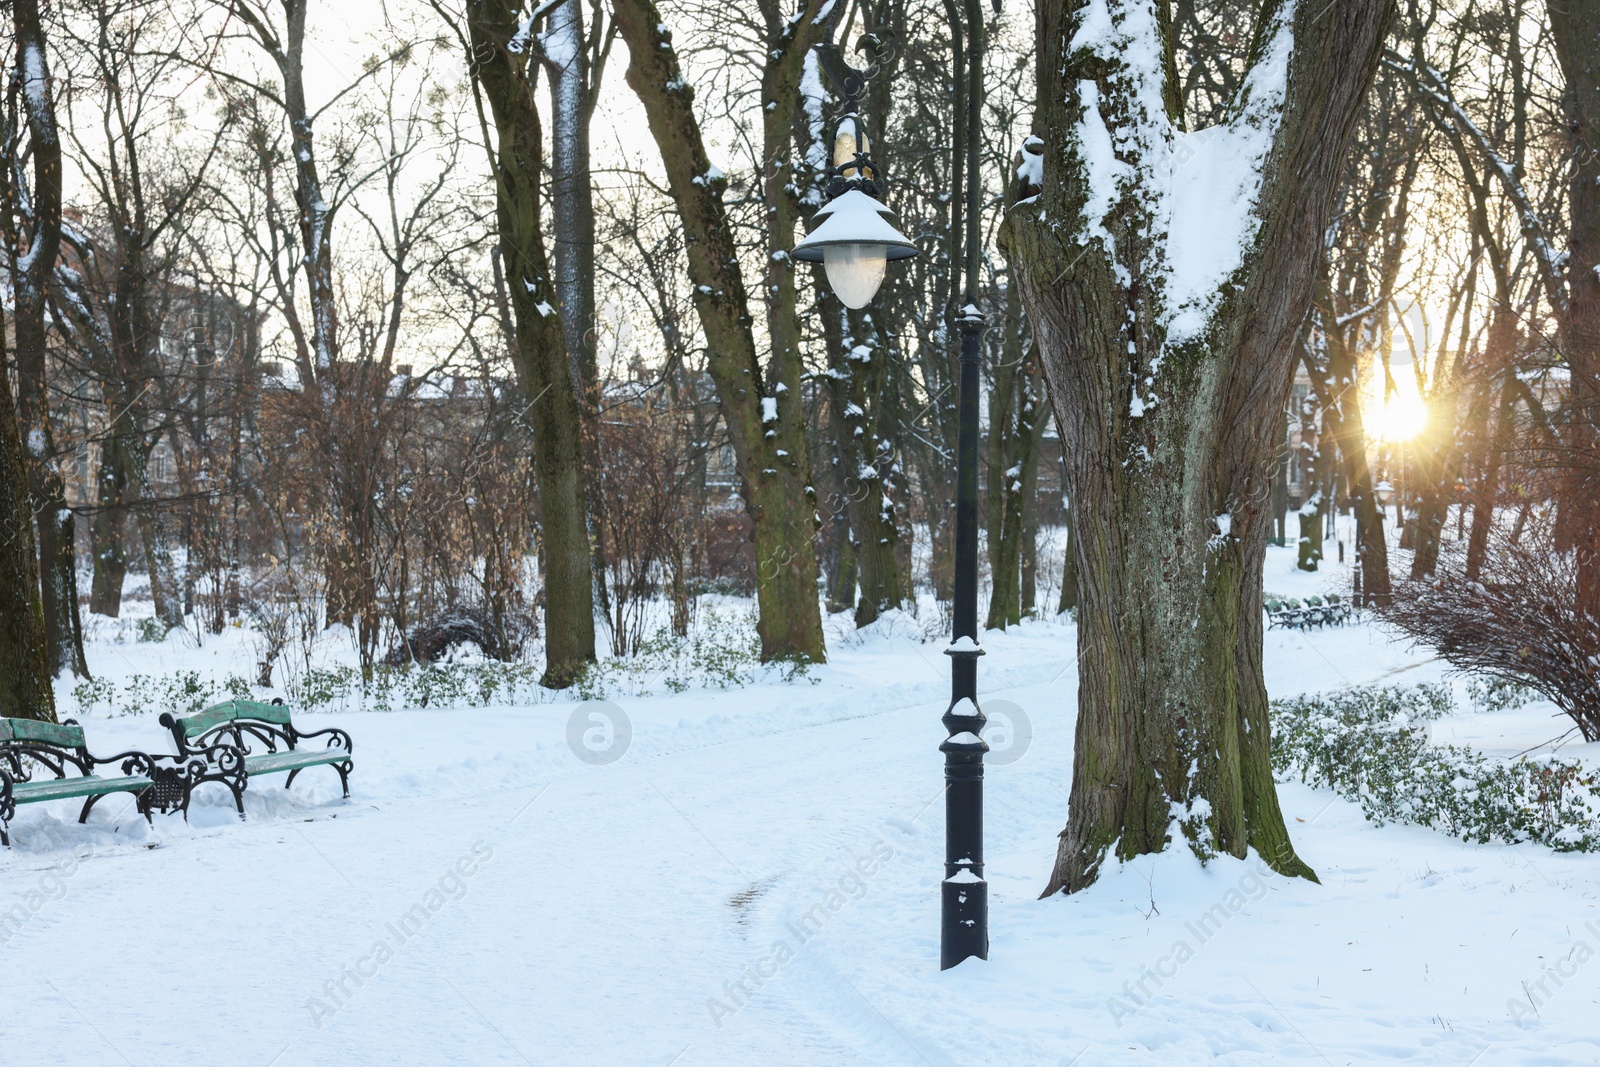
<box><xmin>1466</xmin><ymin>675</ymin><xmax>1539</xmax><ymax>713</ymax></box>
<box><xmin>71</xmin><ymin>671</ymin><xmax>253</xmax><ymax>718</ymax></box>
<box><xmin>1271</xmin><ymin>684</ymin><xmax>1600</xmax><ymax>852</ymax></box>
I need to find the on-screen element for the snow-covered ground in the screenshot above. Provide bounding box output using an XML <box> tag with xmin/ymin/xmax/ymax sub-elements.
<box><xmin>5</xmin><ymin>543</ymin><xmax>1598</xmax><ymax>1065</ymax></box>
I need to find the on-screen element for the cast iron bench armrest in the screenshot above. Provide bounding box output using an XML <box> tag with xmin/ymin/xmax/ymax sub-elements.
<box><xmin>293</xmin><ymin>725</ymin><xmax>354</xmax><ymax>755</ymax></box>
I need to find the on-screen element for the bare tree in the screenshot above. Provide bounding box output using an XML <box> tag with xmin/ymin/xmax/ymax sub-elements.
<box><xmin>1</xmin><ymin>0</ymin><xmax>85</xmax><ymax>680</ymax></box>
<box><xmin>610</xmin><ymin>0</ymin><xmax>831</xmax><ymax>662</ymax></box>
<box><xmin>434</xmin><ymin>0</ymin><xmax>597</xmax><ymax>686</ymax></box>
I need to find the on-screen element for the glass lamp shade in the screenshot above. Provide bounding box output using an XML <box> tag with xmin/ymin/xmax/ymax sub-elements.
<box><xmin>823</xmin><ymin>243</ymin><xmax>889</xmax><ymax>309</ymax></box>
<box><xmin>793</xmin><ymin>189</ymin><xmax>918</xmax><ymax>308</ymax></box>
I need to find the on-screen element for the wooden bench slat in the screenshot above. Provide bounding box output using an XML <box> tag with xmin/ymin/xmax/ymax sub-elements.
<box><xmin>0</xmin><ymin>717</ymin><xmax>85</xmax><ymax>749</ymax></box>
<box><xmin>246</xmin><ymin>750</ymin><xmax>348</xmax><ymax>775</ymax></box>
<box><xmin>11</xmin><ymin>775</ymin><xmax>151</xmax><ymax>803</ymax></box>
<box><xmin>173</xmin><ymin>699</ymin><xmax>294</xmax><ymax>738</ymax></box>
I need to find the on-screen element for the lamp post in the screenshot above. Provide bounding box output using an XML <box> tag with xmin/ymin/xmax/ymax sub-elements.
<box><xmin>796</xmin><ymin>9</ymin><xmax>990</xmax><ymax>971</ymax></box>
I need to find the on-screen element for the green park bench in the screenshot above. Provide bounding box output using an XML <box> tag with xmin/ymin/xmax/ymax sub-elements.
<box><xmin>1265</xmin><ymin>594</ymin><xmax>1352</xmax><ymax>631</ymax></box>
<box><xmin>159</xmin><ymin>699</ymin><xmax>353</xmax><ymax>814</ymax></box>
<box><xmin>0</xmin><ymin>716</ymin><xmax>214</xmax><ymax>846</ymax></box>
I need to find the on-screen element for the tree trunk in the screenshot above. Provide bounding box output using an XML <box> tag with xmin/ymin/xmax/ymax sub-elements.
<box><xmin>463</xmin><ymin>0</ymin><xmax>597</xmax><ymax>687</ymax></box>
<box><xmin>1019</xmin><ymin>367</ymin><xmax>1048</xmax><ymax>616</ymax></box>
<box><xmin>612</xmin><ymin>0</ymin><xmax>828</xmax><ymax>662</ymax></box>
<box><xmin>984</xmin><ymin>280</ymin><xmax>1028</xmax><ymax>629</ymax></box>
<box><xmin>1271</xmin><ymin>415</ymin><xmax>1289</xmax><ymax>545</ymax></box>
<box><xmin>821</xmin><ymin>303</ymin><xmax>856</xmax><ymax>614</ymax></box>
<box><xmin>88</xmin><ymin>434</ymin><xmax>128</xmax><ymax>617</ymax></box>
<box><xmin>1012</xmin><ymin>0</ymin><xmax>1392</xmax><ymax>894</ymax></box>
<box><xmin>1466</xmin><ymin>371</ymin><xmax>1515</xmax><ymax>581</ymax></box>
<box><xmin>828</xmin><ymin>304</ymin><xmax>903</xmax><ymax>628</ymax></box>
<box><xmin>0</xmin><ymin>305</ymin><xmax>56</xmax><ymax>721</ymax></box>
<box><xmin>5</xmin><ymin>0</ymin><xmax>86</xmax><ymax>680</ymax></box>
<box><xmin>540</xmin><ymin>0</ymin><xmax>611</xmax><ymax>621</ymax></box>
<box><xmin>1057</xmin><ymin>501</ymin><xmax>1079</xmax><ymax>615</ymax></box>
<box><xmin>1548</xmin><ymin>0</ymin><xmax>1600</xmax><ymax>616</ymax></box>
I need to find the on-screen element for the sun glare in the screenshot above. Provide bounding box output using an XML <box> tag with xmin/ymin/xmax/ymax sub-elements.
<box><xmin>1375</xmin><ymin>382</ymin><xmax>1430</xmax><ymax>443</ymax></box>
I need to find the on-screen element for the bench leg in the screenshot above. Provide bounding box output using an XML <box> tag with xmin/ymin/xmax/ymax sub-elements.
<box><xmin>79</xmin><ymin>792</ymin><xmax>103</xmax><ymax>825</ymax></box>
<box><xmin>336</xmin><ymin>761</ymin><xmax>351</xmax><ymax>798</ymax></box>
<box><xmin>184</xmin><ymin>775</ymin><xmax>246</xmax><ymax>820</ymax></box>
<box><xmin>284</xmin><ymin>767</ymin><xmax>301</xmax><ymax>791</ymax></box>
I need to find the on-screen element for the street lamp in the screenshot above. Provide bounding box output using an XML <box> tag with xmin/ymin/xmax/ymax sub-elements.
<box><xmin>799</xmin><ymin>17</ymin><xmax>990</xmax><ymax>972</ymax></box>
<box><xmin>792</xmin><ymin>114</ymin><xmax>918</xmax><ymax>308</ymax></box>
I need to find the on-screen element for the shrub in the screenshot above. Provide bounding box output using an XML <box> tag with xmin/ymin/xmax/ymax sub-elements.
<box><xmin>1466</xmin><ymin>676</ymin><xmax>1538</xmax><ymax>713</ymax></box>
<box><xmin>1271</xmin><ymin>684</ymin><xmax>1600</xmax><ymax>852</ymax></box>
<box><xmin>573</xmin><ymin>612</ymin><xmax>813</xmax><ymax>699</ymax></box>
<box><xmin>135</xmin><ymin>617</ymin><xmax>169</xmax><ymax>643</ymax></box>
<box><xmin>1381</xmin><ymin>523</ymin><xmax>1600</xmax><ymax>740</ymax></box>
<box><xmin>70</xmin><ymin>670</ymin><xmax>245</xmax><ymax>718</ymax></box>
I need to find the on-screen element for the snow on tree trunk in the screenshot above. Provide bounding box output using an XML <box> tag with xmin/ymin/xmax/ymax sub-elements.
<box><xmin>1009</xmin><ymin>0</ymin><xmax>1395</xmax><ymax>893</ymax></box>
<box><xmin>462</xmin><ymin>0</ymin><xmax>597</xmax><ymax>687</ymax></box>
<box><xmin>612</xmin><ymin>0</ymin><xmax>829</xmax><ymax>663</ymax></box>
<box><xmin>539</xmin><ymin>0</ymin><xmax>609</xmax><ymax>618</ymax></box>
<box><xmin>5</xmin><ymin>0</ymin><xmax>86</xmax><ymax>683</ymax></box>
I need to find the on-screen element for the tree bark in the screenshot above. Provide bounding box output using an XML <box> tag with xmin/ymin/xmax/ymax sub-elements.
<box><xmin>539</xmin><ymin>0</ymin><xmax>612</xmax><ymax>620</ymax></box>
<box><xmin>1019</xmin><ymin>365</ymin><xmax>1049</xmax><ymax>616</ymax></box>
<box><xmin>1548</xmin><ymin>0</ymin><xmax>1600</xmax><ymax>615</ymax></box>
<box><xmin>611</xmin><ymin>0</ymin><xmax>828</xmax><ymax>662</ymax></box>
<box><xmin>985</xmin><ymin>279</ymin><xmax>1028</xmax><ymax>629</ymax></box>
<box><xmin>826</xmin><ymin>303</ymin><xmax>903</xmax><ymax>627</ymax></box>
<box><xmin>4</xmin><ymin>0</ymin><xmax>86</xmax><ymax>679</ymax></box>
<box><xmin>0</xmin><ymin>304</ymin><xmax>56</xmax><ymax>721</ymax></box>
<box><xmin>460</xmin><ymin>0</ymin><xmax>597</xmax><ymax>687</ymax></box>
<box><xmin>88</xmin><ymin>437</ymin><xmax>127</xmax><ymax>617</ymax></box>
<box><xmin>1012</xmin><ymin>0</ymin><xmax>1393</xmax><ymax>894</ymax></box>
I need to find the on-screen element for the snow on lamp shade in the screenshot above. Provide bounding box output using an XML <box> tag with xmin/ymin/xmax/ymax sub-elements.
<box><xmin>793</xmin><ymin>189</ymin><xmax>918</xmax><ymax>309</ymax></box>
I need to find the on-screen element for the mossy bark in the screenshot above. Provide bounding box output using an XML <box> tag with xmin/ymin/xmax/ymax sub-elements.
<box><xmin>1013</xmin><ymin>0</ymin><xmax>1392</xmax><ymax>894</ymax></box>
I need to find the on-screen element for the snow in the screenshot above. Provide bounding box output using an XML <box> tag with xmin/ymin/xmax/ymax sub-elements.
<box><xmin>794</xmin><ymin>190</ymin><xmax>916</xmax><ymax>261</ymax></box>
<box><xmin>5</xmin><ymin>541</ymin><xmax>1599</xmax><ymax>1064</ymax></box>
<box><xmin>1066</xmin><ymin>0</ymin><xmax>1295</xmax><ymax>345</ymax></box>
<box><xmin>1070</xmin><ymin>79</ymin><xmax>1130</xmax><ymax>255</ymax></box>
<box><xmin>760</xmin><ymin>397</ymin><xmax>778</xmax><ymax>424</ymax></box>
<box><xmin>1016</xmin><ymin>135</ymin><xmax>1044</xmax><ymax>190</ymax></box>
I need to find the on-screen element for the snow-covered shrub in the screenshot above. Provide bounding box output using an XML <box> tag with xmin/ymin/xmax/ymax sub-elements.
<box><xmin>1271</xmin><ymin>684</ymin><xmax>1600</xmax><ymax>852</ymax></box>
<box><xmin>70</xmin><ymin>671</ymin><xmax>255</xmax><ymax>718</ymax></box>
<box><xmin>135</xmin><ymin>617</ymin><xmax>169</xmax><ymax>643</ymax></box>
<box><xmin>574</xmin><ymin>613</ymin><xmax>812</xmax><ymax>699</ymax></box>
<box><xmin>1466</xmin><ymin>676</ymin><xmax>1538</xmax><ymax>713</ymax></box>
<box><xmin>289</xmin><ymin>661</ymin><xmax>547</xmax><ymax>711</ymax></box>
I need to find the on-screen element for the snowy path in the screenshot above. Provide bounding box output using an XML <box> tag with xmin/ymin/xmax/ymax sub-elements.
<box><xmin>5</xmin><ymin>605</ymin><xmax>1600</xmax><ymax>1065</ymax></box>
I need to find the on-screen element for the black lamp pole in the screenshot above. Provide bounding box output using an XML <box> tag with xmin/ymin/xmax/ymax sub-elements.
<box><xmin>806</xmin><ymin>0</ymin><xmax>992</xmax><ymax>970</ymax></box>
<box><xmin>940</xmin><ymin>0</ymin><xmax>989</xmax><ymax>971</ymax></box>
